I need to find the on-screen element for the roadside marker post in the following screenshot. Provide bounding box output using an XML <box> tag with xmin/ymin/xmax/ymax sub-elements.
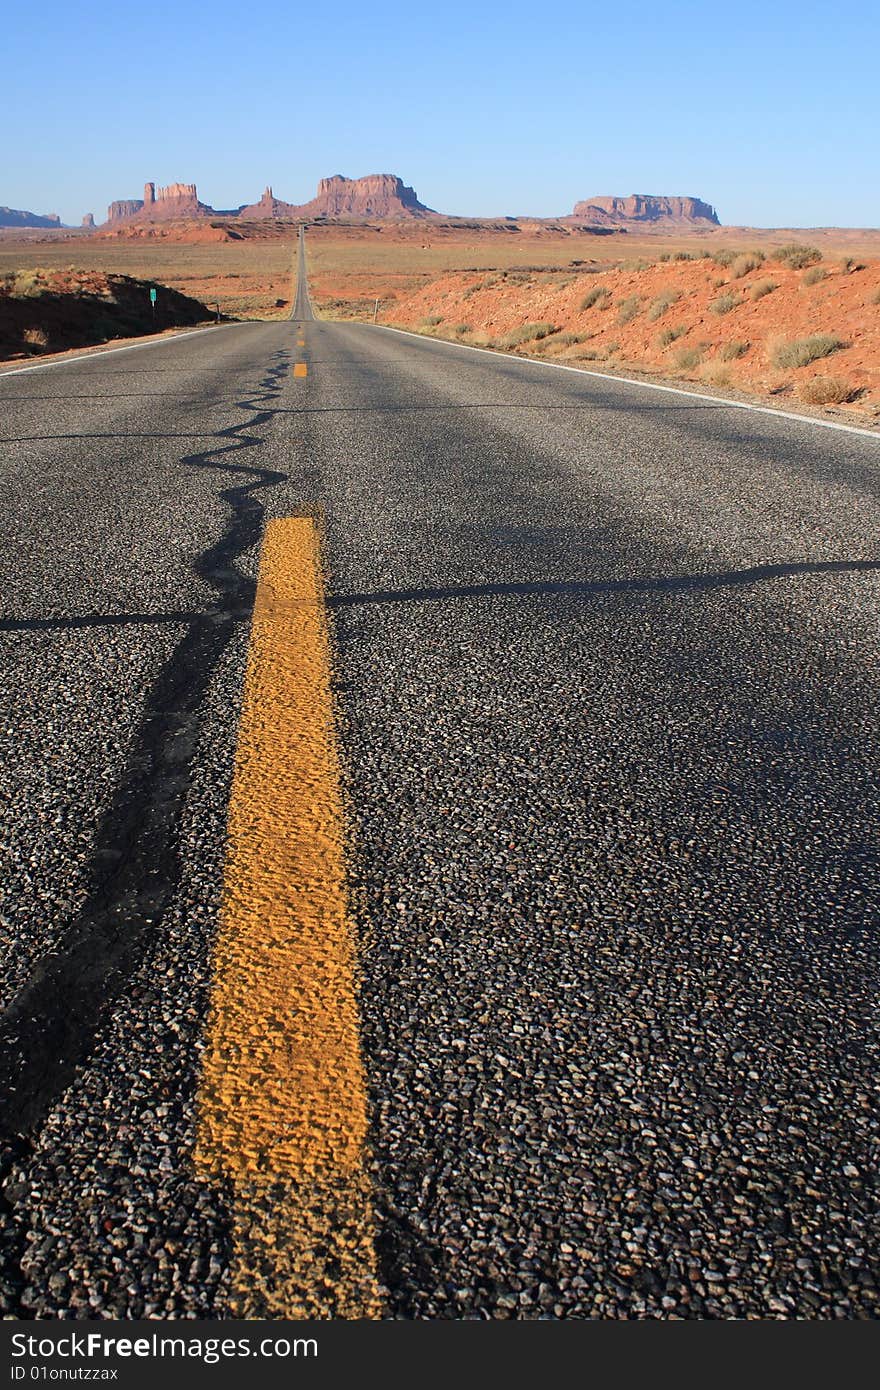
<box><xmin>373</xmin><ymin>298</ymin><xmax>380</xmax><ymax>323</ymax></box>
<box><xmin>149</xmin><ymin>286</ymin><xmax>157</xmax><ymax>322</ymax></box>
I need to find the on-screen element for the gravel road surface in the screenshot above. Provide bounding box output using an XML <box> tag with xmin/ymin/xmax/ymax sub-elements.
<box><xmin>0</xmin><ymin>261</ymin><xmax>878</xmax><ymax>1317</ymax></box>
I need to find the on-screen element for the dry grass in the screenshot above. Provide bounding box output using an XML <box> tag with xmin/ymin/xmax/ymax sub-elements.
<box><xmin>718</xmin><ymin>339</ymin><xmax>749</xmax><ymax>361</ymax></box>
<box><xmin>802</xmin><ymin>266</ymin><xmax>827</xmax><ymax>286</ymax></box>
<box><xmin>769</xmin><ymin>333</ymin><xmax>845</xmax><ymax>369</ymax></box>
<box><xmin>710</xmin><ymin>292</ymin><xmax>742</xmax><ymax>315</ymax></box>
<box><xmin>798</xmin><ymin>375</ymin><xmax>856</xmax><ymax>405</ymax></box>
<box><xmin>774</xmin><ymin>243</ymin><xmax>822</xmax><ymax>270</ymax></box>
<box><xmin>732</xmin><ymin>252</ymin><xmax>765</xmax><ymax>277</ymax></box>
<box><xmin>580</xmin><ymin>285</ymin><xmax>611</xmax><ymax>311</ymax></box>
<box><xmin>656</xmin><ymin>324</ymin><xmax>688</xmax><ymax>348</ymax></box>
<box><xmin>616</xmin><ymin>294</ymin><xmax>641</xmax><ymax>324</ymax></box>
<box><xmin>500</xmin><ymin>321</ymin><xmax>559</xmax><ymax>347</ymax></box>
<box><xmin>750</xmin><ymin>278</ymin><xmax>778</xmax><ymax>301</ymax></box>
<box><xmin>647</xmin><ymin>290</ymin><xmax>681</xmax><ymax>321</ymax></box>
<box><xmin>671</xmin><ymin>345</ymin><xmax>703</xmax><ymax>371</ymax></box>
<box><xmin>701</xmin><ymin>361</ymin><xmax>733</xmax><ymax>387</ymax></box>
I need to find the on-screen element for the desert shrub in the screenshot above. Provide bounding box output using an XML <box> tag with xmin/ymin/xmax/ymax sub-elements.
<box><xmin>719</xmin><ymin>339</ymin><xmax>749</xmax><ymax>361</ymax></box>
<box><xmin>701</xmin><ymin>361</ymin><xmax>733</xmax><ymax>387</ymax></box>
<box><xmin>604</xmin><ymin>341</ymin><xmax>622</xmax><ymax>355</ymax></box>
<box><xmin>774</xmin><ymin>243</ymin><xmax>822</xmax><ymax>269</ymax></box>
<box><xmin>647</xmin><ymin>290</ymin><xmax>681</xmax><ymax>321</ymax></box>
<box><xmin>671</xmin><ymin>346</ymin><xmax>703</xmax><ymax>370</ymax></box>
<box><xmin>451</xmin><ymin>323</ymin><xmax>472</xmax><ymax>336</ymax></box>
<box><xmin>770</xmin><ymin>333</ymin><xmax>845</xmax><ymax>368</ymax></box>
<box><xmin>557</xmin><ymin>331</ymin><xmax>586</xmax><ymax>346</ymax></box>
<box><xmin>839</xmin><ymin>257</ymin><xmax>856</xmax><ymax>274</ymax></box>
<box><xmin>797</xmin><ymin>376</ymin><xmax>856</xmax><ymax>405</ymax></box>
<box><xmin>802</xmin><ymin>266</ymin><xmax>827</xmax><ymax>286</ymax></box>
<box><xmin>501</xmin><ymin>321</ymin><xmax>559</xmax><ymax>347</ymax></box>
<box><xmin>23</xmin><ymin>325</ymin><xmax>50</xmax><ymax>348</ymax></box>
<box><xmin>656</xmin><ymin>324</ymin><xmax>688</xmax><ymax>347</ymax></box>
<box><xmin>673</xmin><ymin>250</ymin><xmax>699</xmax><ymax>261</ymax></box>
<box><xmin>712</xmin><ymin>249</ymin><xmax>739</xmax><ymax>268</ymax></box>
<box><xmin>572</xmin><ymin>348</ymin><xmax>601</xmax><ymax>360</ymax></box>
<box><xmin>750</xmin><ymin>278</ymin><xmax>778</xmax><ymax>301</ymax></box>
<box><xmin>732</xmin><ymin>252</ymin><xmax>764</xmax><ymax>277</ymax></box>
<box><xmin>710</xmin><ymin>293</ymin><xmax>741</xmax><ymax>315</ymax></box>
<box><xmin>616</xmin><ymin>295</ymin><xmax>641</xmax><ymax>324</ymax></box>
<box><xmin>421</xmin><ymin>314</ymin><xmax>443</xmax><ymax>327</ymax></box>
<box><xmin>581</xmin><ymin>286</ymin><xmax>611</xmax><ymax>311</ymax></box>
<box><xmin>659</xmin><ymin>252</ymin><xmax>672</xmax><ymax>262</ymax></box>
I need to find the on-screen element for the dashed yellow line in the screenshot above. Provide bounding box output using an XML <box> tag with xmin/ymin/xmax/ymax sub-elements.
<box><xmin>195</xmin><ymin>516</ymin><xmax>381</xmax><ymax>1319</ymax></box>
<box><xmin>293</xmin><ymin>362</ymin><xmax>308</xmax><ymax>377</ymax></box>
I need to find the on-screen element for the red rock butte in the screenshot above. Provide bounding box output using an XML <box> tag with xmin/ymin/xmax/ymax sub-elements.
<box><xmin>107</xmin><ymin>182</ymin><xmax>212</xmax><ymax>224</ymax></box>
<box><xmin>569</xmin><ymin>194</ymin><xmax>719</xmax><ymax>228</ymax></box>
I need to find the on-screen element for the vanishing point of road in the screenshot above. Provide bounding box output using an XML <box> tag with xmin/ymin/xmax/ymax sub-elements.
<box><xmin>0</xmin><ymin>229</ymin><xmax>877</xmax><ymax>1318</ymax></box>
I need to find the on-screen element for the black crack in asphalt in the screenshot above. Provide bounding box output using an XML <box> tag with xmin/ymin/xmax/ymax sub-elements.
<box><xmin>0</xmin><ymin>345</ymin><xmax>289</xmax><ymax>1314</ymax></box>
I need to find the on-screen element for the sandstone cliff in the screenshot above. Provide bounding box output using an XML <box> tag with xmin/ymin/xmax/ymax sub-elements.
<box><xmin>295</xmin><ymin>174</ymin><xmax>435</xmax><ymax>219</ymax></box>
<box><xmin>570</xmin><ymin>194</ymin><xmax>719</xmax><ymax>228</ymax></box>
<box><xmin>107</xmin><ymin>199</ymin><xmax>144</xmax><ymax>223</ymax></box>
<box><xmin>106</xmin><ymin>182</ymin><xmax>213</xmax><ymax>224</ymax></box>
<box><xmin>82</xmin><ymin>213</ymin><xmax>95</xmax><ymax>229</ymax></box>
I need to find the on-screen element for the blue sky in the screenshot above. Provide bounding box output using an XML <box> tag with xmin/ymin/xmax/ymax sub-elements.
<box><xmin>6</xmin><ymin>0</ymin><xmax>879</xmax><ymax>228</ymax></box>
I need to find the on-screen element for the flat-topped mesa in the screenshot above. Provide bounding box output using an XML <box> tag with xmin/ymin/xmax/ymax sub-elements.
<box><xmin>298</xmin><ymin>173</ymin><xmax>436</xmax><ymax>219</ymax></box>
<box><xmin>570</xmin><ymin>194</ymin><xmax>720</xmax><ymax>227</ymax></box>
<box><xmin>141</xmin><ymin>181</ymin><xmax>208</xmax><ymax>218</ymax></box>
<box><xmin>82</xmin><ymin>213</ymin><xmax>95</xmax><ymax>229</ymax></box>
<box><xmin>0</xmin><ymin>207</ymin><xmax>62</xmax><ymax>228</ymax></box>
<box><xmin>106</xmin><ymin>181</ymin><xmax>213</xmax><ymax>224</ymax></box>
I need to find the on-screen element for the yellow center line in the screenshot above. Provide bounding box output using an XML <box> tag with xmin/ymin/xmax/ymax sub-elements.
<box><xmin>293</xmin><ymin>362</ymin><xmax>308</xmax><ymax>377</ymax></box>
<box><xmin>195</xmin><ymin>516</ymin><xmax>381</xmax><ymax>1319</ymax></box>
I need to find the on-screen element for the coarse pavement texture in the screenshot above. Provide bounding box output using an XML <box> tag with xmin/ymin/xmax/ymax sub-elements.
<box><xmin>0</xmin><ymin>250</ymin><xmax>878</xmax><ymax>1318</ymax></box>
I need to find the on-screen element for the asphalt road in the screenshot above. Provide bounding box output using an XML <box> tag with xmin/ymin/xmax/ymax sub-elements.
<box><xmin>0</xmin><ymin>244</ymin><xmax>878</xmax><ymax>1319</ymax></box>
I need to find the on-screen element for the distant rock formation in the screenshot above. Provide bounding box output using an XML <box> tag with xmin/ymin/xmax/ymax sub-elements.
<box><xmin>569</xmin><ymin>194</ymin><xmax>720</xmax><ymax>228</ymax></box>
<box><xmin>295</xmin><ymin>174</ymin><xmax>435</xmax><ymax>219</ymax></box>
<box><xmin>107</xmin><ymin>199</ymin><xmax>145</xmax><ymax>223</ymax></box>
<box><xmin>82</xmin><ymin>213</ymin><xmax>95</xmax><ymax>229</ymax></box>
<box><xmin>106</xmin><ymin>181</ymin><xmax>213</xmax><ymax>224</ymax></box>
<box><xmin>238</xmin><ymin>185</ymin><xmax>299</xmax><ymax>219</ymax></box>
<box><xmin>0</xmin><ymin>207</ymin><xmax>62</xmax><ymax>228</ymax></box>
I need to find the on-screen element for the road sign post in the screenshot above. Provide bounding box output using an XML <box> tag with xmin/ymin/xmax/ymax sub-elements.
<box><xmin>149</xmin><ymin>286</ymin><xmax>157</xmax><ymax>322</ymax></box>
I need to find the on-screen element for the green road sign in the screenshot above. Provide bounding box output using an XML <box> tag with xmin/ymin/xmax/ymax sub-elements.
<box><xmin>149</xmin><ymin>288</ymin><xmax>157</xmax><ymax>304</ymax></box>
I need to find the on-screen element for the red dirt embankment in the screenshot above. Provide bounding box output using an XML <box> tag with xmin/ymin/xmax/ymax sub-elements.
<box><xmin>385</xmin><ymin>248</ymin><xmax>880</xmax><ymax>420</ymax></box>
<box><xmin>0</xmin><ymin>268</ymin><xmax>216</xmax><ymax>361</ymax></box>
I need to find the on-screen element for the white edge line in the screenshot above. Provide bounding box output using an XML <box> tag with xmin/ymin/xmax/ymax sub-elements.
<box><xmin>370</xmin><ymin>323</ymin><xmax>880</xmax><ymax>443</ymax></box>
<box><xmin>0</xmin><ymin>321</ymin><xmax>252</xmax><ymax>379</ymax></box>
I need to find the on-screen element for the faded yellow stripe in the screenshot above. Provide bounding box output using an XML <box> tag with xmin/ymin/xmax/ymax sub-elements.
<box><xmin>195</xmin><ymin>516</ymin><xmax>381</xmax><ymax>1319</ymax></box>
<box><xmin>293</xmin><ymin>362</ymin><xmax>308</xmax><ymax>377</ymax></box>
